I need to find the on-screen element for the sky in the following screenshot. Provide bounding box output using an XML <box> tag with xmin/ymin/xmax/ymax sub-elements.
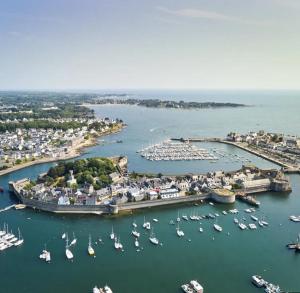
<box><xmin>0</xmin><ymin>0</ymin><xmax>299</xmax><ymax>90</ymax></box>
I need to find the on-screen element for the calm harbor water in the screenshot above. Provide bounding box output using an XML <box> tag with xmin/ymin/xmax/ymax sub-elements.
<box><xmin>1</xmin><ymin>90</ymin><xmax>300</xmax><ymax>293</ymax></box>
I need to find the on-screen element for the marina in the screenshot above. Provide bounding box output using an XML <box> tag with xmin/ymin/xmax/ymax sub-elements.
<box><xmin>138</xmin><ymin>140</ymin><xmax>218</xmax><ymax>161</ymax></box>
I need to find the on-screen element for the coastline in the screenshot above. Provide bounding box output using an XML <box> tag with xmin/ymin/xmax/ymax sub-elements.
<box><xmin>0</xmin><ymin>125</ymin><xmax>124</xmax><ymax>177</ymax></box>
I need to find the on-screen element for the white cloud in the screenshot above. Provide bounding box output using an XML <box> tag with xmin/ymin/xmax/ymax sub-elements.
<box><xmin>156</xmin><ymin>6</ymin><xmax>268</xmax><ymax>25</ymax></box>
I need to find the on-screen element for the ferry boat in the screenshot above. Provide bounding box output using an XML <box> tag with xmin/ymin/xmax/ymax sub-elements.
<box><xmin>88</xmin><ymin>235</ymin><xmax>95</xmax><ymax>256</ymax></box>
<box><xmin>149</xmin><ymin>229</ymin><xmax>159</xmax><ymax>245</ymax></box>
<box><xmin>213</xmin><ymin>224</ymin><xmax>222</xmax><ymax>232</ymax></box>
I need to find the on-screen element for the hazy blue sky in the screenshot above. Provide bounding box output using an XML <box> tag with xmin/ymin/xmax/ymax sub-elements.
<box><xmin>0</xmin><ymin>0</ymin><xmax>299</xmax><ymax>90</ymax></box>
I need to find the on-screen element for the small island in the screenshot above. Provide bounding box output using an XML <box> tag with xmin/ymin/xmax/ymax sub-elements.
<box><xmin>89</xmin><ymin>98</ymin><xmax>246</xmax><ymax>109</ymax></box>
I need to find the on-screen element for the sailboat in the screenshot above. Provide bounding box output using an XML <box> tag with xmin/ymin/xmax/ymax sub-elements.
<box><xmin>213</xmin><ymin>219</ymin><xmax>223</xmax><ymax>232</ymax></box>
<box><xmin>134</xmin><ymin>238</ymin><xmax>139</xmax><ymax>248</ymax></box>
<box><xmin>14</xmin><ymin>228</ymin><xmax>24</xmax><ymax>246</ymax></box>
<box><xmin>88</xmin><ymin>234</ymin><xmax>95</xmax><ymax>256</ymax></box>
<box><xmin>176</xmin><ymin>223</ymin><xmax>184</xmax><ymax>237</ymax></box>
<box><xmin>132</xmin><ymin>220</ymin><xmax>137</xmax><ymax>228</ymax></box>
<box><xmin>176</xmin><ymin>211</ymin><xmax>180</xmax><ymax>222</ymax></box>
<box><xmin>65</xmin><ymin>234</ymin><xmax>74</xmax><ymax>260</ymax></box>
<box><xmin>110</xmin><ymin>226</ymin><xmax>115</xmax><ymax>240</ymax></box>
<box><xmin>131</xmin><ymin>227</ymin><xmax>140</xmax><ymax>238</ymax></box>
<box><xmin>149</xmin><ymin>228</ymin><xmax>159</xmax><ymax>245</ymax></box>
<box><xmin>114</xmin><ymin>236</ymin><xmax>123</xmax><ymax>250</ymax></box>
<box><xmin>70</xmin><ymin>232</ymin><xmax>77</xmax><ymax>246</ymax></box>
<box><xmin>142</xmin><ymin>217</ymin><xmax>151</xmax><ymax>230</ymax></box>
<box><xmin>61</xmin><ymin>233</ymin><xmax>66</xmax><ymax>239</ymax></box>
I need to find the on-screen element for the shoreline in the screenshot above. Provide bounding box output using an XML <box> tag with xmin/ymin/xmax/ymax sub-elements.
<box><xmin>0</xmin><ymin>125</ymin><xmax>124</xmax><ymax>177</ymax></box>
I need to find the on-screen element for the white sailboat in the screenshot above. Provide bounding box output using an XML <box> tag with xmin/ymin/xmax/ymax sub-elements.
<box><xmin>65</xmin><ymin>234</ymin><xmax>74</xmax><ymax>260</ymax></box>
<box><xmin>142</xmin><ymin>217</ymin><xmax>151</xmax><ymax>230</ymax></box>
<box><xmin>88</xmin><ymin>234</ymin><xmax>95</xmax><ymax>256</ymax></box>
<box><xmin>14</xmin><ymin>228</ymin><xmax>24</xmax><ymax>246</ymax></box>
<box><xmin>176</xmin><ymin>223</ymin><xmax>184</xmax><ymax>237</ymax></box>
<box><xmin>131</xmin><ymin>227</ymin><xmax>140</xmax><ymax>238</ymax></box>
<box><xmin>114</xmin><ymin>236</ymin><xmax>123</xmax><ymax>250</ymax></box>
<box><xmin>149</xmin><ymin>228</ymin><xmax>159</xmax><ymax>245</ymax></box>
<box><xmin>132</xmin><ymin>220</ymin><xmax>137</xmax><ymax>228</ymax></box>
<box><xmin>213</xmin><ymin>223</ymin><xmax>222</xmax><ymax>232</ymax></box>
<box><xmin>70</xmin><ymin>232</ymin><xmax>77</xmax><ymax>246</ymax></box>
<box><xmin>110</xmin><ymin>226</ymin><xmax>115</xmax><ymax>240</ymax></box>
<box><xmin>176</xmin><ymin>211</ymin><xmax>180</xmax><ymax>222</ymax></box>
<box><xmin>61</xmin><ymin>232</ymin><xmax>66</xmax><ymax>239</ymax></box>
<box><xmin>134</xmin><ymin>238</ymin><xmax>139</xmax><ymax>248</ymax></box>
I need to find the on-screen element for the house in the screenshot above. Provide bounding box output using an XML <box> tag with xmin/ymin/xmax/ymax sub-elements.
<box><xmin>159</xmin><ymin>188</ymin><xmax>180</xmax><ymax>199</ymax></box>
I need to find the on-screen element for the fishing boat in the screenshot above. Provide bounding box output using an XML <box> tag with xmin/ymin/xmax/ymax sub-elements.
<box><xmin>176</xmin><ymin>223</ymin><xmax>184</xmax><ymax>237</ymax></box>
<box><xmin>110</xmin><ymin>226</ymin><xmax>115</xmax><ymax>240</ymax></box>
<box><xmin>65</xmin><ymin>235</ymin><xmax>74</xmax><ymax>260</ymax></box>
<box><xmin>149</xmin><ymin>229</ymin><xmax>159</xmax><ymax>245</ymax></box>
<box><xmin>88</xmin><ymin>234</ymin><xmax>95</xmax><ymax>256</ymax></box>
